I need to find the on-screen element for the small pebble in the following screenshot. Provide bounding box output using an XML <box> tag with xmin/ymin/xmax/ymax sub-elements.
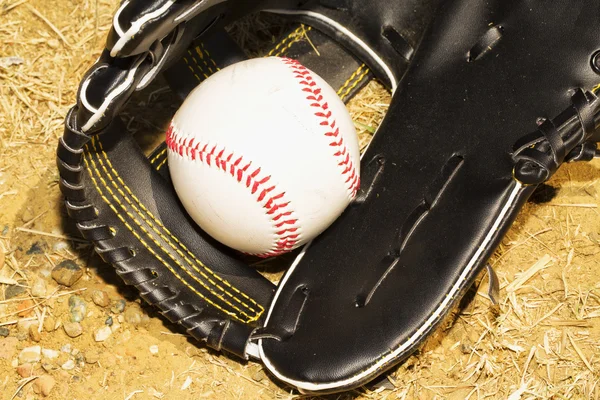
<box><xmin>105</xmin><ymin>316</ymin><xmax>113</xmax><ymax>326</ymax></box>
<box><xmin>84</xmin><ymin>350</ymin><xmax>99</xmax><ymax>364</ymax></box>
<box><xmin>0</xmin><ymin>337</ymin><xmax>18</xmax><ymax>360</ymax></box>
<box><xmin>110</xmin><ymin>322</ymin><xmax>121</xmax><ymax>333</ymax></box>
<box><xmin>68</xmin><ymin>295</ymin><xmax>87</xmax><ymax>322</ymax></box>
<box><xmin>251</xmin><ymin>367</ymin><xmax>266</xmax><ymax>382</ymax></box>
<box><xmin>61</xmin><ymin>359</ymin><xmax>75</xmax><ymax>370</ymax></box>
<box><xmin>74</xmin><ymin>352</ymin><xmax>85</xmax><ymax>366</ymax></box>
<box><xmin>42</xmin><ymin>363</ymin><xmax>56</xmax><ymax>372</ymax></box>
<box><xmin>29</xmin><ymin>324</ymin><xmax>41</xmax><ymax>342</ymax></box>
<box><xmin>16</xmin><ymin>363</ymin><xmax>34</xmax><ymax>378</ymax></box>
<box><xmin>61</xmin><ymin>344</ymin><xmax>71</xmax><ymax>353</ymax></box>
<box><xmin>94</xmin><ymin>326</ymin><xmax>112</xmax><ymax>342</ymax></box>
<box><xmin>91</xmin><ymin>290</ymin><xmax>110</xmax><ymax>307</ymax></box>
<box><xmin>63</xmin><ymin>322</ymin><xmax>83</xmax><ymax>338</ymax></box>
<box><xmin>111</xmin><ymin>299</ymin><xmax>126</xmax><ymax>314</ymax></box>
<box><xmin>124</xmin><ymin>306</ymin><xmax>149</xmax><ymax>327</ymax></box>
<box><xmin>53</xmin><ymin>241</ymin><xmax>69</xmax><ymax>252</ymax></box>
<box><xmin>26</xmin><ymin>242</ymin><xmax>44</xmax><ymax>255</ymax></box>
<box><xmin>43</xmin><ymin>316</ymin><xmax>56</xmax><ymax>332</ymax></box>
<box><xmin>149</xmin><ymin>345</ymin><xmax>159</xmax><ymax>355</ymax></box>
<box><xmin>21</xmin><ymin>207</ymin><xmax>34</xmax><ymax>222</ymax></box>
<box><xmin>17</xmin><ymin>299</ymin><xmax>34</xmax><ymax>317</ymax></box>
<box><xmin>41</xmin><ymin>348</ymin><xmax>59</xmax><ymax>360</ymax></box>
<box><xmin>39</xmin><ymin>269</ymin><xmax>51</xmax><ymax>278</ymax></box>
<box><xmin>47</xmin><ymin>39</ymin><xmax>59</xmax><ymax>48</ymax></box>
<box><xmin>4</xmin><ymin>282</ymin><xmax>26</xmax><ymax>299</ymax></box>
<box><xmin>16</xmin><ymin>333</ymin><xmax>28</xmax><ymax>341</ymax></box>
<box><xmin>0</xmin><ymin>327</ymin><xmax>9</xmax><ymax>337</ymax></box>
<box><xmin>31</xmin><ymin>278</ymin><xmax>47</xmax><ymax>297</ymax></box>
<box><xmin>16</xmin><ymin>319</ymin><xmax>31</xmax><ymax>335</ymax></box>
<box><xmin>51</xmin><ymin>260</ymin><xmax>83</xmax><ymax>287</ymax></box>
<box><xmin>19</xmin><ymin>345</ymin><xmax>41</xmax><ymax>364</ymax></box>
<box><xmin>33</xmin><ymin>374</ymin><xmax>56</xmax><ymax>396</ymax></box>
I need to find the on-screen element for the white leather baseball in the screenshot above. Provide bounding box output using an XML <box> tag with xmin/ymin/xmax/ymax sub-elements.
<box><xmin>166</xmin><ymin>57</ymin><xmax>360</xmax><ymax>257</ymax></box>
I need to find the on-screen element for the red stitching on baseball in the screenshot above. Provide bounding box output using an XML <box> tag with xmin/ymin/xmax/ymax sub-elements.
<box><xmin>282</xmin><ymin>58</ymin><xmax>360</xmax><ymax>197</ymax></box>
<box><xmin>166</xmin><ymin>125</ymin><xmax>300</xmax><ymax>257</ymax></box>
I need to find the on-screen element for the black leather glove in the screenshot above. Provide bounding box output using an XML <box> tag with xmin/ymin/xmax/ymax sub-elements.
<box><xmin>57</xmin><ymin>0</ymin><xmax>600</xmax><ymax>394</ymax></box>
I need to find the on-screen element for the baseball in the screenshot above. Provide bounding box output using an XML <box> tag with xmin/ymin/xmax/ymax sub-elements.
<box><xmin>166</xmin><ymin>57</ymin><xmax>360</xmax><ymax>257</ymax></box>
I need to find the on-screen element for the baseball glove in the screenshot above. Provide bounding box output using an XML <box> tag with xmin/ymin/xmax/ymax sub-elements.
<box><xmin>57</xmin><ymin>0</ymin><xmax>600</xmax><ymax>394</ymax></box>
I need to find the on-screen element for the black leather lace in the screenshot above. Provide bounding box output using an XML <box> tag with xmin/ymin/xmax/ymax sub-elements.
<box><xmin>513</xmin><ymin>88</ymin><xmax>600</xmax><ymax>185</ymax></box>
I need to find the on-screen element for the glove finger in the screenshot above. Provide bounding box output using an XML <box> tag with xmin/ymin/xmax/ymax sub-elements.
<box><xmin>106</xmin><ymin>0</ymin><xmax>226</xmax><ymax>58</ymax></box>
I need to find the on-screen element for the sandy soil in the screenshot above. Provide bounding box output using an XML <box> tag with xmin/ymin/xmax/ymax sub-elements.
<box><xmin>1</xmin><ymin>1</ymin><xmax>600</xmax><ymax>399</ymax></box>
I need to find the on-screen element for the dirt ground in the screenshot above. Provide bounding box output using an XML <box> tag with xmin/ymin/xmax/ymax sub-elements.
<box><xmin>1</xmin><ymin>0</ymin><xmax>600</xmax><ymax>399</ymax></box>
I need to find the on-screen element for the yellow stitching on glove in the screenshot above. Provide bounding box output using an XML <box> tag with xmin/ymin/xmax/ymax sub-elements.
<box><xmin>84</xmin><ymin>152</ymin><xmax>258</xmax><ymax>322</ymax></box>
<box><xmin>150</xmin><ymin>148</ymin><xmax>167</xmax><ymax>165</ymax></box>
<box><xmin>93</xmin><ymin>139</ymin><xmax>263</xmax><ymax>317</ymax></box>
<box><xmin>85</xmin><ymin>139</ymin><xmax>263</xmax><ymax>322</ymax></box>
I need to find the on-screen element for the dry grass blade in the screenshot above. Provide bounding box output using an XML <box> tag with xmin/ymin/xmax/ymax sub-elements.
<box><xmin>506</xmin><ymin>254</ymin><xmax>553</xmax><ymax>293</ymax></box>
<box><xmin>567</xmin><ymin>333</ymin><xmax>594</xmax><ymax>373</ymax></box>
<box><xmin>15</xmin><ymin>227</ymin><xmax>88</xmax><ymax>243</ymax></box>
<box><xmin>0</xmin><ymin>276</ymin><xmax>19</xmax><ymax>285</ymax></box>
<box><xmin>26</xmin><ymin>4</ymin><xmax>72</xmax><ymax>47</ymax></box>
<box><xmin>0</xmin><ymin>317</ymin><xmax>37</xmax><ymax>327</ymax></box>
<box><xmin>10</xmin><ymin>376</ymin><xmax>38</xmax><ymax>400</ymax></box>
<box><xmin>2</xmin><ymin>0</ymin><xmax>28</xmax><ymax>13</ymax></box>
<box><xmin>521</xmin><ymin>346</ymin><xmax>537</xmax><ymax>383</ymax></box>
<box><xmin>547</xmin><ymin>203</ymin><xmax>597</xmax><ymax>208</ymax></box>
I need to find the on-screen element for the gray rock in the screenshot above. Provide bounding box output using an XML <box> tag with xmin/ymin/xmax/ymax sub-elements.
<box><xmin>4</xmin><ymin>281</ymin><xmax>26</xmax><ymax>299</ymax></box>
<box><xmin>51</xmin><ymin>260</ymin><xmax>83</xmax><ymax>287</ymax></box>
<box><xmin>0</xmin><ymin>327</ymin><xmax>9</xmax><ymax>337</ymax></box>
<box><xmin>111</xmin><ymin>299</ymin><xmax>126</xmax><ymax>314</ymax></box>
<box><xmin>105</xmin><ymin>316</ymin><xmax>113</xmax><ymax>327</ymax></box>
<box><xmin>68</xmin><ymin>295</ymin><xmax>87</xmax><ymax>322</ymax></box>
<box><xmin>26</xmin><ymin>242</ymin><xmax>44</xmax><ymax>255</ymax></box>
<box><xmin>74</xmin><ymin>352</ymin><xmax>85</xmax><ymax>367</ymax></box>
